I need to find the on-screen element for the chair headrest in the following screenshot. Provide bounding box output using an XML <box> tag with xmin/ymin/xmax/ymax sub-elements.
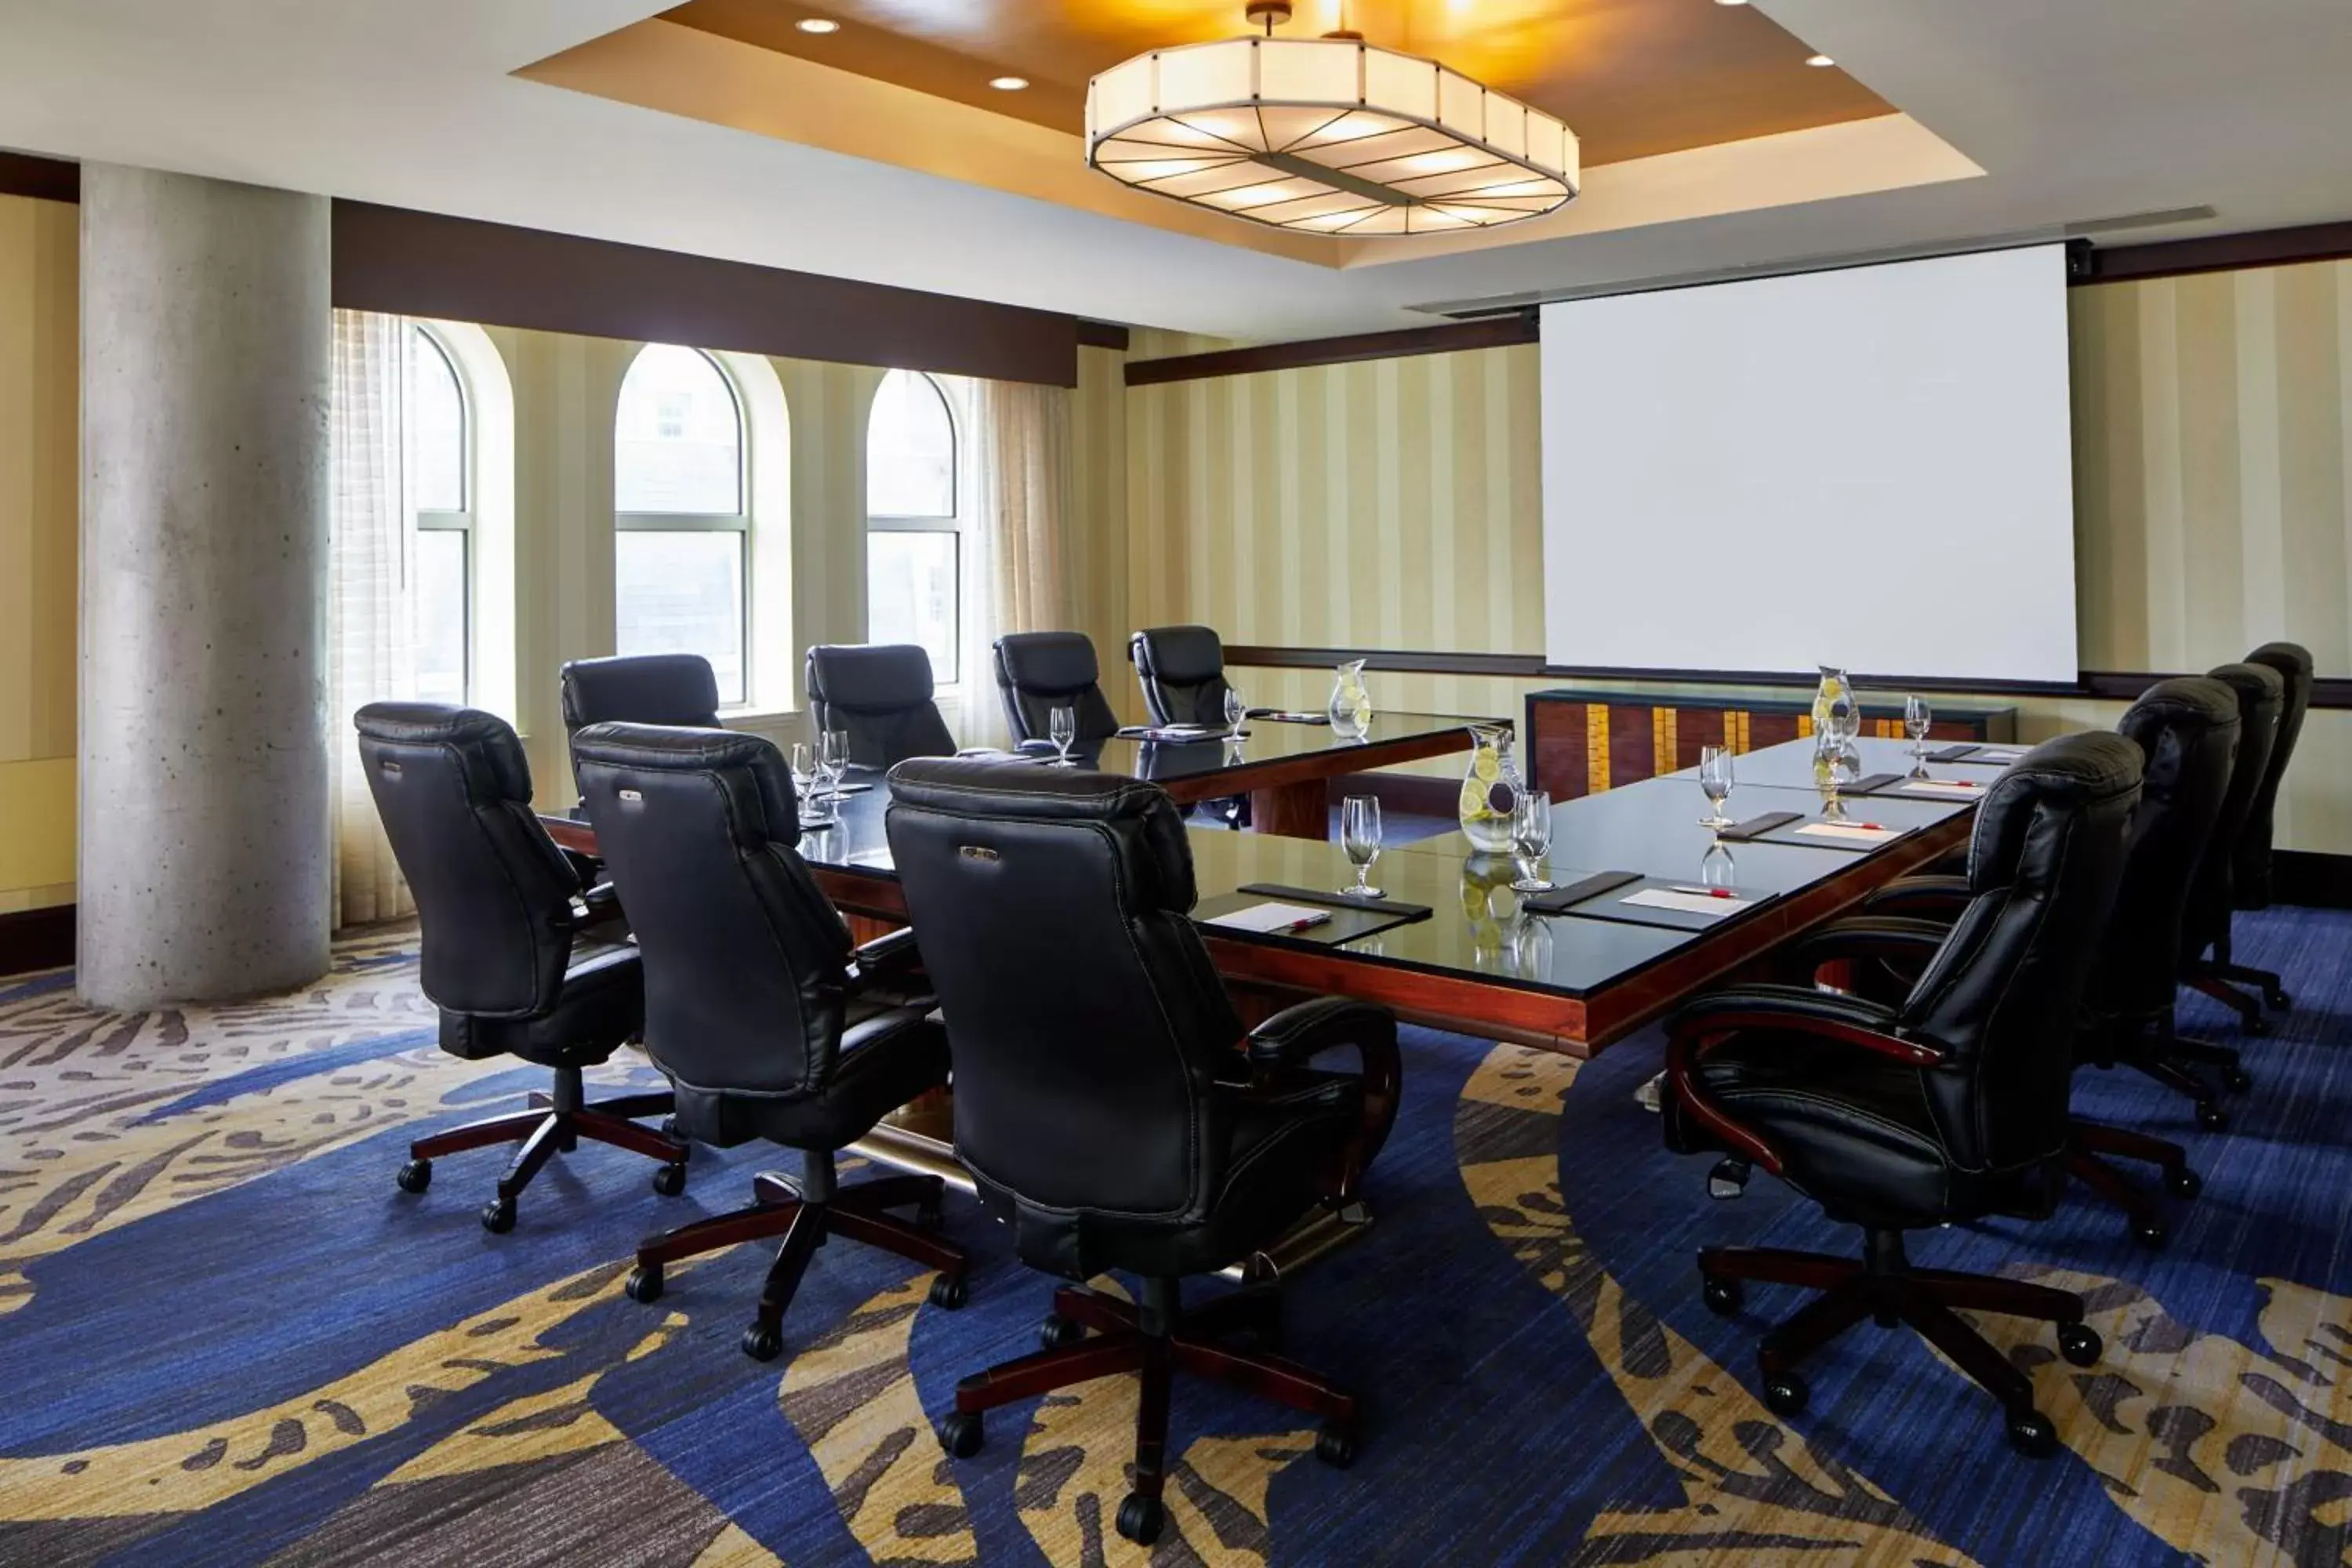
<box><xmin>807</xmin><ymin>644</ymin><xmax>937</xmax><ymax>711</ymax></box>
<box><xmin>2205</xmin><ymin>660</ymin><xmax>2285</xmax><ymax>724</ymax></box>
<box><xmin>354</xmin><ymin>702</ymin><xmax>533</xmax><ymax>804</ymax></box>
<box><xmin>1969</xmin><ymin>731</ymin><xmax>2143</xmax><ymax>891</ymax></box>
<box><xmin>995</xmin><ymin>631</ymin><xmax>1101</xmax><ymax>695</ymax></box>
<box><xmin>2117</xmin><ymin>676</ymin><xmax>2241</xmax><ymax>757</ymax></box>
<box><xmin>1130</xmin><ymin>626</ymin><xmax>1224</xmax><ymax>684</ymax></box>
<box><xmin>559</xmin><ymin>654</ymin><xmax>721</xmax><ymax>730</ymax></box>
<box><xmin>570</xmin><ymin>722</ymin><xmax>800</xmax><ymax>843</ymax></box>
<box><xmin>885</xmin><ymin>756</ymin><xmax>1197</xmax><ymax>913</ymax></box>
<box><xmin>2246</xmin><ymin>641</ymin><xmax>2314</xmax><ymax>709</ymax></box>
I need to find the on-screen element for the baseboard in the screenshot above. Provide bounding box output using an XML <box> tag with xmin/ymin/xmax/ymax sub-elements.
<box><xmin>0</xmin><ymin>903</ymin><xmax>74</xmax><ymax>978</ymax></box>
<box><xmin>2274</xmin><ymin>851</ymin><xmax>2352</xmax><ymax>910</ymax></box>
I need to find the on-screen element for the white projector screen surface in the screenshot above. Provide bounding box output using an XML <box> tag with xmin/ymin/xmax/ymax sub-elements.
<box><xmin>1540</xmin><ymin>245</ymin><xmax>2078</xmax><ymax>683</ymax></box>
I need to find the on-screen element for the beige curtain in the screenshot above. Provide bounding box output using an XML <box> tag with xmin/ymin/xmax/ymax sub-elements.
<box><xmin>968</xmin><ymin>379</ymin><xmax>1075</xmax><ymax>747</ymax></box>
<box><xmin>328</xmin><ymin>310</ymin><xmax>416</xmax><ymax>927</ymax></box>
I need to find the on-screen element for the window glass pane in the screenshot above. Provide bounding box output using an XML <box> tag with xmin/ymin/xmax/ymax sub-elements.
<box><xmin>866</xmin><ymin>370</ymin><xmax>955</xmax><ymax>517</ymax></box>
<box><xmin>616</xmin><ymin>532</ymin><xmax>746</xmax><ymax>705</ymax></box>
<box><xmin>413</xmin><ymin>529</ymin><xmax>468</xmax><ymax>706</ymax></box>
<box><xmin>409</xmin><ymin>328</ymin><xmax>466</xmax><ymax>514</ymax></box>
<box><xmin>867</xmin><ymin>531</ymin><xmax>958</xmax><ymax>684</ymax></box>
<box><xmin>615</xmin><ymin>345</ymin><xmax>742</xmax><ymax>514</ymax></box>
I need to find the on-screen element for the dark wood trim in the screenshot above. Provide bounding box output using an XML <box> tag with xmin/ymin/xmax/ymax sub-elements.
<box><xmin>2086</xmin><ymin>220</ymin><xmax>2352</xmax><ymax>286</ymax></box>
<box><xmin>330</xmin><ymin>201</ymin><xmax>1083</xmax><ymax>387</ymax></box>
<box><xmin>0</xmin><ymin>151</ymin><xmax>78</xmax><ymax>205</ymax></box>
<box><xmin>1221</xmin><ymin>645</ymin><xmax>2352</xmax><ymax>709</ymax></box>
<box><xmin>0</xmin><ymin>903</ymin><xmax>74</xmax><ymax>978</ymax></box>
<box><xmin>1124</xmin><ymin>311</ymin><xmax>1537</xmax><ymax>387</ymax></box>
<box><xmin>2275</xmin><ymin>851</ymin><xmax>2352</xmax><ymax>911</ymax></box>
<box><xmin>1076</xmin><ymin>320</ymin><xmax>1132</xmax><ymax>352</ymax></box>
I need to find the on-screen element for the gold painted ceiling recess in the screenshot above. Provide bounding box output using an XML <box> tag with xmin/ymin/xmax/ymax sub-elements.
<box><xmin>1085</xmin><ymin>0</ymin><xmax>1577</xmax><ymax>235</ymax></box>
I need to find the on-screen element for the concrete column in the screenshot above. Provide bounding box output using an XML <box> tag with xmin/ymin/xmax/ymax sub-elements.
<box><xmin>78</xmin><ymin>165</ymin><xmax>332</xmax><ymax>1008</ymax></box>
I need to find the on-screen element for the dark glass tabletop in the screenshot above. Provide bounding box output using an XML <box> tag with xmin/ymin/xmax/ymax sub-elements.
<box><xmin>1666</xmin><ymin>734</ymin><xmax>2013</xmax><ymax>792</ymax></box>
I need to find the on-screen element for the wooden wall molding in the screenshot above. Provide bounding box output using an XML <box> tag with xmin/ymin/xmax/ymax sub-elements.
<box><xmin>1077</xmin><ymin>320</ymin><xmax>1132</xmax><ymax>352</ymax></box>
<box><xmin>1124</xmin><ymin>312</ymin><xmax>1537</xmax><ymax>387</ymax></box>
<box><xmin>1222</xmin><ymin>644</ymin><xmax>2352</xmax><ymax>709</ymax></box>
<box><xmin>2087</xmin><ymin>220</ymin><xmax>2352</xmax><ymax>286</ymax></box>
<box><xmin>0</xmin><ymin>904</ymin><xmax>74</xmax><ymax>978</ymax></box>
<box><xmin>0</xmin><ymin>150</ymin><xmax>78</xmax><ymax>204</ymax></box>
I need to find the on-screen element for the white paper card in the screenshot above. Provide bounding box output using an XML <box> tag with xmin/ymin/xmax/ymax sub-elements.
<box><xmin>1973</xmin><ymin>747</ymin><xmax>2029</xmax><ymax>762</ymax></box>
<box><xmin>1794</xmin><ymin>822</ymin><xmax>1905</xmax><ymax>845</ymax></box>
<box><xmin>1622</xmin><ymin>888</ymin><xmax>1749</xmax><ymax>917</ymax></box>
<box><xmin>1205</xmin><ymin>902</ymin><xmax>1333</xmax><ymax>935</ymax></box>
<box><xmin>1900</xmin><ymin>779</ymin><xmax>1987</xmax><ymax>797</ymax></box>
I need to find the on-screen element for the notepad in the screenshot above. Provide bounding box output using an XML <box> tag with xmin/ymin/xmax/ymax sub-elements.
<box><xmin>1972</xmin><ymin>747</ymin><xmax>2030</xmax><ymax>764</ymax></box>
<box><xmin>1621</xmin><ymin>888</ymin><xmax>1752</xmax><ymax>917</ymax></box>
<box><xmin>1898</xmin><ymin>779</ymin><xmax>1987</xmax><ymax>797</ymax></box>
<box><xmin>1203</xmin><ymin>902</ymin><xmax>1333</xmax><ymax>935</ymax></box>
<box><xmin>1794</xmin><ymin>822</ymin><xmax>1905</xmax><ymax>845</ymax></box>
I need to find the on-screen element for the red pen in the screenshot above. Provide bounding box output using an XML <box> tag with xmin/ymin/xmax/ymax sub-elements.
<box><xmin>1669</xmin><ymin>886</ymin><xmax>1739</xmax><ymax>898</ymax></box>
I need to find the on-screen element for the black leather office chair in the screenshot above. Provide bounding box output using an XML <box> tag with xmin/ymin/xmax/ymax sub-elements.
<box><xmin>2180</xmin><ymin>662</ymin><xmax>2284</xmax><ymax>1035</ymax></box>
<box><xmin>804</xmin><ymin>644</ymin><xmax>958</xmax><ymax>767</ymax></box>
<box><xmin>883</xmin><ymin>759</ymin><xmax>1402</xmax><ymax>1546</ymax></box>
<box><xmin>354</xmin><ymin>703</ymin><xmax>684</xmax><ymax>1233</ymax></box>
<box><xmin>1127</xmin><ymin>625</ymin><xmax>1235</xmax><ymax>728</ymax></box>
<box><xmin>2225</xmin><ymin>641</ymin><xmax>2314</xmax><ymax>1008</ymax></box>
<box><xmin>1665</xmin><ymin>732</ymin><xmax>2141</xmax><ymax>1456</ymax></box>
<box><xmin>559</xmin><ymin>653</ymin><xmax>722</xmax><ymax>793</ymax></box>
<box><xmin>572</xmin><ymin>722</ymin><xmax>967</xmax><ymax>1361</ymax></box>
<box><xmin>993</xmin><ymin>631</ymin><xmax>1120</xmax><ymax>746</ymax></box>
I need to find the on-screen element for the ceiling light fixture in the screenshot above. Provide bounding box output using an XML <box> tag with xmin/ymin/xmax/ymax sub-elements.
<box><xmin>1806</xmin><ymin>53</ymin><xmax>1835</xmax><ymax>67</ymax></box>
<box><xmin>990</xmin><ymin>76</ymin><xmax>1029</xmax><ymax>91</ymax></box>
<box><xmin>794</xmin><ymin>17</ymin><xmax>839</xmax><ymax>34</ymax></box>
<box><xmin>1085</xmin><ymin>0</ymin><xmax>1577</xmax><ymax>236</ymax></box>
<box><xmin>1714</xmin><ymin>0</ymin><xmax>1749</xmax><ymax>5</ymax></box>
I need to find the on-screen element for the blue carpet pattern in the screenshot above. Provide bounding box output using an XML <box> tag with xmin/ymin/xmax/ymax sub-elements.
<box><xmin>1</xmin><ymin>907</ymin><xmax>2348</xmax><ymax>1565</ymax></box>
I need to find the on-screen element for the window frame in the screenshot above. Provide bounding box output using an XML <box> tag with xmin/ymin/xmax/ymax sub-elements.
<box><xmin>865</xmin><ymin>370</ymin><xmax>964</xmax><ymax>684</ymax></box>
<box><xmin>408</xmin><ymin>322</ymin><xmax>473</xmax><ymax>704</ymax></box>
<box><xmin>613</xmin><ymin>345</ymin><xmax>752</xmax><ymax>706</ymax></box>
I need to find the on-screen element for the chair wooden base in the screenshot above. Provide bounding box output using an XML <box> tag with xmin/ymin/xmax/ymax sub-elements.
<box><xmin>2067</xmin><ymin>1119</ymin><xmax>2199</xmax><ymax>1247</ymax></box>
<box><xmin>397</xmin><ymin>1069</ymin><xmax>684</xmax><ymax>1233</ymax></box>
<box><xmin>1699</xmin><ymin>1229</ymin><xmax>2100</xmax><ymax>1457</ymax></box>
<box><xmin>936</xmin><ymin>1279</ymin><xmax>1357</xmax><ymax>1547</ymax></box>
<box><xmin>2095</xmin><ymin>1010</ymin><xmax>2238</xmax><ymax>1130</ymax></box>
<box><xmin>622</xmin><ymin>1165</ymin><xmax>967</xmax><ymax>1360</ymax></box>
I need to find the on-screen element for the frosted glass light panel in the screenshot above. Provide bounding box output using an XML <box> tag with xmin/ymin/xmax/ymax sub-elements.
<box><xmin>866</xmin><ymin>371</ymin><xmax>956</xmax><ymax>518</ymax></box>
<box><xmin>615</xmin><ymin>346</ymin><xmax>742</xmax><ymax>514</ymax></box>
<box><xmin>867</xmin><ymin>532</ymin><xmax>959</xmax><ymax>684</ymax></box>
<box><xmin>615</xmin><ymin>532</ymin><xmax>746</xmax><ymax>704</ymax></box>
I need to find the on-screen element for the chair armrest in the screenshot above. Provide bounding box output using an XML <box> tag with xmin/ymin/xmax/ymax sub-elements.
<box><xmin>849</xmin><ymin>924</ymin><xmax>924</xmax><ymax>985</ymax></box>
<box><xmin>1783</xmin><ymin>916</ymin><xmax>1951</xmax><ymax>975</ymax></box>
<box><xmin>1247</xmin><ymin>996</ymin><xmax>1401</xmax><ymax>1204</ymax></box>
<box><xmin>1861</xmin><ymin>875</ymin><xmax>1971</xmax><ymax>920</ymax></box>
<box><xmin>1665</xmin><ymin>984</ymin><xmax>1943</xmax><ymax>1178</ymax></box>
<box><xmin>570</xmin><ymin>880</ymin><xmax>624</xmax><ymax>928</ymax></box>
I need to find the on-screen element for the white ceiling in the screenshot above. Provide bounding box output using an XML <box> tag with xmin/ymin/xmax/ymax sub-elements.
<box><xmin>1</xmin><ymin>0</ymin><xmax>2347</xmax><ymax>342</ymax></box>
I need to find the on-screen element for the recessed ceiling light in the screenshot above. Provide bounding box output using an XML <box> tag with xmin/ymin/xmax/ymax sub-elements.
<box><xmin>989</xmin><ymin>75</ymin><xmax>1029</xmax><ymax>91</ymax></box>
<box><xmin>1806</xmin><ymin>53</ymin><xmax>1835</xmax><ymax>67</ymax></box>
<box><xmin>795</xmin><ymin>17</ymin><xmax>840</xmax><ymax>34</ymax></box>
<box><xmin>1713</xmin><ymin>0</ymin><xmax>1748</xmax><ymax>5</ymax></box>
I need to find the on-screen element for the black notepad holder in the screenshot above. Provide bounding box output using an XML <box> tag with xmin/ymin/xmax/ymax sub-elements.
<box><xmin>1714</xmin><ymin>810</ymin><xmax>1805</xmax><ymax>842</ymax></box>
<box><xmin>1191</xmin><ymin>891</ymin><xmax>1419</xmax><ymax>946</ymax></box>
<box><xmin>1541</xmin><ymin>876</ymin><xmax>1777</xmax><ymax>932</ymax></box>
<box><xmin>1236</xmin><ymin>883</ymin><xmax>1433</xmax><ymax>921</ymax></box>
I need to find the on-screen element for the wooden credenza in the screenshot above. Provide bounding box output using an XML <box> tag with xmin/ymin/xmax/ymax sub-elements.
<box><xmin>1525</xmin><ymin>687</ymin><xmax>2019</xmax><ymax>800</ymax></box>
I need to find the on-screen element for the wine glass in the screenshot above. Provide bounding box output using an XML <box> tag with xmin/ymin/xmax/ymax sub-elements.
<box><xmin>817</xmin><ymin>729</ymin><xmax>851</xmax><ymax>800</ymax></box>
<box><xmin>789</xmin><ymin>741</ymin><xmax>815</xmax><ymax>797</ymax></box>
<box><xmin>1338</xmin><ymin>795</ymin><xmax>1384</xmax><ymax>899</ymax></box>
<box><xmin>1905</xmin><ymin>694</ymin><xmax>1934</xmax><ymax>775</ymax></box>
<box><xmin>1509</xmin><ymin>789</ymin><xmax>1555</xmax><ymax>893</ymax></box>
<box><xmin>791</xmin><ymin>741</ymin><xmax>836</xmax><ymax>827</ymax></box>
<box><xmin>1699</xmin><ymin>840</ymin><xmax>1737</xmax><ymax>891</ymax></box>
<box><xmin>1223</xmin><ymin>684</ymin><xmax>1248</xmax><ymax>736</ymax></box>
<box><xmin>1698</xmin><ymin>745</ymin><xmax>1736</xmax><ymax>829</ymax></box>
<box><xmin>1048</xmin><ymin>705</ymin><xmax>1077</xmax><ymax>766</ymax></box>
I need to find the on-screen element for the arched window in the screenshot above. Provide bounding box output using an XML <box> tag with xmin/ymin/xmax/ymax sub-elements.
<box><xmin>615</xmin><ymin>345</ymin><xmax>748</xmax><ymax>704</ymax></box>
<box><xmin>866</xmin><ymin>369</ymin><xmax>960</xmax><ymax>681</ymax></box>
<box><xmin>408</xmin><ymin>325</ymin><xmax>470</xmax><ymax>705</ymax></box>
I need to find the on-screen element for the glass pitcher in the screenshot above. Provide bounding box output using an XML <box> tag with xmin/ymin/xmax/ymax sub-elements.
<box><xmin>1456</xmin><ymin>723</ymin><xmax>1523</xmax><ymax>854</ymax></box>
<box><xmin>1327</xmin><ymin>658</ymin><xmax>1374</xmax><ymax>739</ymax></box>
<box><xmin>1811</xmin><ymin>665</ymin><xmax>1862</xmax><ymax>822</ymax></box>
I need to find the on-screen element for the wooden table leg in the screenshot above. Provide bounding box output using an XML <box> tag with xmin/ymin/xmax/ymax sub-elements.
<box><xmin>1250</xmin><ymin>779</ymin><xmax>1330</xmax><ymax>840</ymax></box>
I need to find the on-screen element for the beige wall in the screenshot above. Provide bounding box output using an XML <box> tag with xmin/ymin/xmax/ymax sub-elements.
<box><xmin>0</xmin><ymin>193</ymin><xmax>76</xmax><ymax>913</ymax></box>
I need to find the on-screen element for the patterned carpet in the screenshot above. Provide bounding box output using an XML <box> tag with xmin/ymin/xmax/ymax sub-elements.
<box><xmin>2</xmin><ymin>905</ymin><xmax>2350</xmax><ymax>1566</ymax></box>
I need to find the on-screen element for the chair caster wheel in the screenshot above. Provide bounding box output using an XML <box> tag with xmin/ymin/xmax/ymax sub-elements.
<box><xmin>2266</xmin><ymin>988</ymin><xmax>2292</xmax><ymax>1012</ymax></box>
<box><xmin>1315</xmin><ymin>1421</ymin><xmax>1358</xmax><ymax>1469</ymax></box>
<box><xmin>481</xmin><ymin>1197</ymin><xmax>516</xmax><ymax>1234</ymax></box>
<box><xmin>396</xmin><ymin>1159</ymin><xmax>432</xmax><ymax>1195</ymax></box>
<box><xmin>1115</xmin><ymin>1493</ymin><xmax>1164</xmax><ymax>1546</ymax></box>
<box><xmin>1707</xmin><ymin>1157</ymin><xmax>1751</xmax><ymax>1200</ymax></box>
<box><xmin>927</xmin><ymin>1273</ymin><xmax>967</xmax><ymax>1310</ymax></box>
<box><xmin>2007</xmin><ymin>1407</ymin><xmax>2058</xmax><ymax>1457</ymax></box>
<box><xmin>2167</xmin><ymin>1167</ymin><xmax>2203</xmax><ymax>1200</ymax></box>
<box><xmin>1040</xmin><ymin>1314</ymin><xmax>1084</xmax><ymax>1351</ymax></box>
<box><xmin>1701</xmin><ymin>1276</ymin><xmax>1743</xmax><ymax>1316</ymax></box>
<box><xmin>2132</xmin><ymin>1220</ymin><xmax>2168</xmax><ymax>1250</ymax></box>
<box><xmin>625</xmin><ymin>1264</ymin><xmax>664</xmax><ymax>1304</ymax></box>
<box><xmin>661</xmin><ymin>1115</ymin><xmax>684</xmax><ymax>1142</ymax></box>
<box><xmin>1762</xmin><ymin>1372</ymin><xmax>1809</xmax><ymax>1416</ymax></box>
<box><xmin>2058</xmin><ymin>1323</ymin><xmax>2102</xmax><ymax>1367</ymax></box>
<box><xmin>2197</xmin><ymin>1102</ymin><xmax>2228</xmax><ymax>1132</ymax></box>
<box><xmin>2223</xmin><ymin>1066</ymin><xmax>2254</xmax><ymax>1092</ymax></box>
<box><xmin>937</xmin><ymin>1410</ymin><xmax>984</xmax><ymax>1458</ymax></box>
<box><xmin>741</xmin><ymin>1323</ymin><xmax>785</xmax><ymax>1362</ymax></box>
<box><xmin>651</xmin><ymin>1162</ymin><xmax>688</xmax><ymax>1197</ymax></box>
